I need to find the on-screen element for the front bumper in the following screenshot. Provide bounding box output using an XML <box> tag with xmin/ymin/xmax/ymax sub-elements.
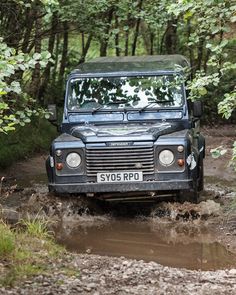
<box><xmin>49</xmin><ymin>179</ymin><xmax>193</xmax><ymax>194</ymax></box>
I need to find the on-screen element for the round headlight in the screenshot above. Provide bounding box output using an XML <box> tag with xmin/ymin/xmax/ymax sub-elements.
<box><xmin>159</xmin><ymin>150</ymin><xmax>174</xmax><ymax>166</ymax></box>
<box><xmin>66</xmin><ymin>152</ymin><xmax>81</xmax><ymax>168</ymax></box>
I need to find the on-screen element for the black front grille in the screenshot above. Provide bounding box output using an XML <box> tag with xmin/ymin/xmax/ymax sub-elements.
<box><xmin>86</xmin><ymin>145</ymin><xmax>154</xmax><ymax>176</ymax></box>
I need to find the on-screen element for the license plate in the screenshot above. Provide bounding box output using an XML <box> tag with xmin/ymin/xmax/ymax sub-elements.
<box><xmin>97</xmin><ymin>171</ymin><xmax>143</xmax><ymax>183</ymax></box>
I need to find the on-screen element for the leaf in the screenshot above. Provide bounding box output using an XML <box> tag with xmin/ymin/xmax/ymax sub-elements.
<box><xmin>230</xmin><ymin>16</ymin><xmax>236</xmax><ymax>22</ymax></box>
<box><xmin>220</xmin><ymin>149</ymin><xmax>227</xmax><ymax>156</ymax></box>
<box><xmin>210</xmin><ymin>147</ymin><xmax>227</xmax><ymax>159</ymax></box>
<box><xmin>44</xmin><ymin>113</ymin><xmax>50</xmax><ymax>119</ymax></box>
<box><xmin>184</xmin><ymin>11</ymin><xmax>193</xmax><ymax>21</ymax></box>
<box><xmin>210</xmin><ymin>148</ymin><xmax>221</xmax><ymax>159</ymax></box>
<box><xmin>198</xmin><ymin>87</ymin><xmax>207</xmax><ymax>96</ymax></box>
<box><xmin>23</xmin><ymin>118</ymin><xmax>31</xmax><ymax>123</ymax></box>
<box><xmin>18</xmin><ymin>64</ymin><xmax>26</xmax><ymax>71</ymax></box>
<box><xmin>33</xmin><ymin>53</ymin><xmax>41</xmax><ymax>60</ymax></box>
<box><xmin>3</xmin><ymin>126</ymin><xmax>15</xmax><ymax>132</ymax></box>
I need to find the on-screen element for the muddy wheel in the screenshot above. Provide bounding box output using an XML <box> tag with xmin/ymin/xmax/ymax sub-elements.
<box><xmin>198</xmin><ymin>157</ymin><xmax>204</xmax><ymax>192</ymax></box>
<box><xmin>178</xmin><ymin>188</ymin><xmax>200</xmax><ymax>204</ymax></box>
<box><xmin>179</xmin><ymin>156</ymin><xmax>203</xmax><ymax>203</ymax></box>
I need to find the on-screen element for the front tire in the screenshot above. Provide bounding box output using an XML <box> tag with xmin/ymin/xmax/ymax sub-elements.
<box><xmin>198</xmin><ymin>157</ymin><xmax>204</xmax><ymax>192</ymax></box>
<box><xmin>178</xmin><ymin>188</ymin><xmax>200</xmax><ymax>203</ymax></box>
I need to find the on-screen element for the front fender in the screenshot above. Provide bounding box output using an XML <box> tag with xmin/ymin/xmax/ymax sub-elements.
<box><xmin>46</xmin><ymin>156</ymin><xmax>54</xmax><ymax>183</ymax></box>
<box><xmin>198</xmin><ymin>133</ymin><xmax>205</xmax><ymax>158</ymax></box>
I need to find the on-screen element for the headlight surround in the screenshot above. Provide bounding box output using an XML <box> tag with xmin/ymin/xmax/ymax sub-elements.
<box><xmin>158</xmin><ymin>149</ymin><xmax>174</xmax><ymax>166</ymax></box>
<box><xmin>66</xmin><ymin>152</ymin><xmax>82</xmax><ymax>168</ymax></box>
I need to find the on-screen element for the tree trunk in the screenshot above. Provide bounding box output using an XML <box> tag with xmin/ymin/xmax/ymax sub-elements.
<box><xmin>164</xmin><ymin>19</ymin><xmax>178</xmax><ymax>54</ymax></box>
<box><xmin>81</xmin><ymin>32</ymin><xmax>85</xmax><ymax>58</ymax></box>
<box><xmin>58</xmin><ymin>21</ymin><xmax>69</xmax><ymax>90</ymax></box>
<box><xmin>79</xmin><ymin>34</ymin><xmax>93</xmax><ymax>64</ymax></box>
<box><xmin>3</xmin><ymin>2</ymin><xmax>23</xmax><ymax>49</ymax></box>
<box><xmin>218</xmin><ymin>28</ymin><xmax>224</xmax><ymax>70</ymax></box>
<box><xmin>29</xmin><ymin>0</ymin><xmax>42</xmax><ymax>101</ymax></box>
<box><xmin>131</xmin><ymin>0</ymin><xmax>143</xmax><ymax>56</ymax></box>
<box><xmin>187</xmin><ymin>19</ymin><xmax>194</xmax><ymax>73</ymax></box>
<box><xmin>115</xmin><ymin>15</ymin><xmax>120</xmax><ymax>56</ymax></box>
<box><xmin>38</xmin><ymin>12</ymin><xmax>58</xmax><ymax>102</ymax></box>
<box><xmin>124</xmin><ymin>13</ymin><xmax>131</xmax><ymax>56</ymax></box>
<box><xmin>21</xmin><ymin>7</ymin><xmax>34</xmax><ymax>53</ymax></box>
<box><xmin>52</xmin><ymin>33</ymin><xmax>60</xmax><ymax>86</ymax></box>
<box><xmin>150</xmin><ymin>32</ymin><xmax>154</xmax><ymax>55</ymax></box>
<box><xmin>140</xmin><ymin>21</ymin><xmax>152</xmax><ymax>54</ymax></box>
<box><xmin>196</xmin><ymin>39</ymin><xmax>204</xmax><ymax>71</ymax></box>
<box><xmin>100</xmin><ymin>8</ymin><xmax>114</xmax><ymax>57</ymax></box>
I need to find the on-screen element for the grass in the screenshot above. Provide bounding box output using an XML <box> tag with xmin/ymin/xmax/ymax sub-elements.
<box><xmin>224</xmin><ymin>195</ymin><xmax>236</xmax><ymax>215</ymax></box>
<box><xmin>19</xmin><ymin>213</ymin><xmax>53</xmax><ymax>240</ymax></box>
<box><xmin>0</xmin><ymin>217</ymin><xmax>66</xmax><ymax>287</ymax></box>
<box><xmin>0</xmin><ymin>118</ymin><xmax>57</xmax><ymax>169</ymax></box>
<box><xmin>0</xmin><ymin>222</ymin><xmax>15</xmax><ymax>258</ymax></box>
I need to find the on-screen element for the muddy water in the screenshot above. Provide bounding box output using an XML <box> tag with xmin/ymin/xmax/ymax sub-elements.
<box><xmin>55</xmin><ymin>218</ymin><xmax>236</xmax><ymax>271</ymax></box>
<box><xmin>2</xmin><ymin>153</ymin><xmax>236</xmax><ymax>271</ymax></box>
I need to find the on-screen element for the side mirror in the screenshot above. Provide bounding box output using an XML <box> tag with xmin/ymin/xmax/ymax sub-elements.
<box><xmin>47</xmin><ymin>104</ymin><xmax>57</xmax><ymax>122</ymax></box>
<box><xmin>193</xmin><ymin>101</ymin><xmax>203</xmax><ymax>118</ymax></box>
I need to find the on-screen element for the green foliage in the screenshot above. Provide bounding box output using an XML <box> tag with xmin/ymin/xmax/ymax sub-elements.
<box><xmin>228</xmin><ymin>141</ymin><xmax>236</xmax><ymax>171</ymax></box>
<box><xmin>167</xmin><ymin>1</ymin><xmax>236</xmax><ymax>117</ymax></box>
<box><xmin>0</xmin><ymin>118</ymin><xmax>57</xmax><ymax>168</ymax></box>
<box><xmin>167</xmin><ymin>2</ymin><xmax>236</xmax><ymax>170</ymax></box>
<box><xmin>0</xmin><ymin>40</ymin><xmax>52</xmax><ymax>133</ymax></box>
<box><xmin>187</xmin><ymin>71</ymin><xmax>220</xmax><ymax>101</ymax></box>
<box><xmin>210</xmin><ymin>146</ymin><xmax>227</xmax><ymax>159</ymax></box>
<box><xmin>20</xmin><ymin>214</ymin><xmax>52</xmax><ymax>240</ymax></box>
<box><xmin>218</xmin><ymin>89</ymin><xmax>236</xmax><ymax>119</ymax></box>
<box><xmin>0</xmin><ymin>222</ymin><xmax>15</xmax><ymax>258</ymax></box>
<box><xmin>0</xmin><ymin>217</ymin><xmax>65</xmax><ymax>287</ymax></box>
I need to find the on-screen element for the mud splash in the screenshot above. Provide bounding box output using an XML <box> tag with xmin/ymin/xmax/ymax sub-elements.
<box><xmin>151</xmin><ymin>200</ymin><xmax>221</xmax><ymax>220</ymax></box>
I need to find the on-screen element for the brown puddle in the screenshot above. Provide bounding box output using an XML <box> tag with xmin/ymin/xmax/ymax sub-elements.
<box><xmin>55</xmin><ymin>218</ymin><xmax>236</xmax><ymax>271</ymax></box>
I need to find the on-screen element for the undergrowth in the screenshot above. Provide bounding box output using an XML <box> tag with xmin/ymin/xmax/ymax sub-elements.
<box><xmin>0</xmin><ymin>118</ymin><xmax>57</xmax><ymax>168</ymax></box>
<box><xmin>0</xmin><ymin>222</ymin><xmax>15</xmax><ymax>258</ymax></box>
<box><xmin>0</xmin><ymin>217</ymin><xmax>65</xmax><ymax>287</ymax></box>
<box><xmin>225</xmin><ymin>196</ymin><xmax>236</xmax><ymax>215</ymax></box>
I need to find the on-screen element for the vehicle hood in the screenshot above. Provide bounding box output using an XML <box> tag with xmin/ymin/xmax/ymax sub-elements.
<box><xmin>70</xmin><ymin>122</ymin><xmax>185</xmax><ymax>143</ymax></box>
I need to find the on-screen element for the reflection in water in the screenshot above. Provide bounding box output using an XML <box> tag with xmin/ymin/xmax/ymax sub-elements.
<box><xmin>55</xmin><ymin>219</ymin><xmax>236</xmax><ymax>271</ymax></box>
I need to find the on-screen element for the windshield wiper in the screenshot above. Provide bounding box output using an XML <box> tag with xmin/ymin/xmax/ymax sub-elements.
<box><xmin>92</xmin><ymin>105</ymin><xmax>103</xmax><ymax>114</ymax></box>
<box><xmin>107</xmin><ymin>99</ymin><xmax>128</xmax><ymax>104</ymax></box>
<box><xmin>92</xmin><ymin>99</ymin><xmax>128</xmax><ymax>114</ymax></box>
<box><xmin>139</xmin><ymin>100</ymin><xmax>173</xmax><ymax>113</ymax></box>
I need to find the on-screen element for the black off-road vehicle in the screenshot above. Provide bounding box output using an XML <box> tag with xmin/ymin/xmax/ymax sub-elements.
<box><xmin>46</xmin><ymin>55</ymin><xmax>205</xmax><ymax>202</ymax></box>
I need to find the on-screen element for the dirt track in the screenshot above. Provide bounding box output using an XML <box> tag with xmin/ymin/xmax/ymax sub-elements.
<box><xmin>0</xmin><ymin>126</ymin><xmax>236</xmax><ymax>294</ymax></box>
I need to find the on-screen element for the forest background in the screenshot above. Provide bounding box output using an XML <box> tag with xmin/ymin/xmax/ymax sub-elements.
<box><xmin>0</xmin><ymin>0</ymin><xmax>236</xmax><ymax>167</ymax></box>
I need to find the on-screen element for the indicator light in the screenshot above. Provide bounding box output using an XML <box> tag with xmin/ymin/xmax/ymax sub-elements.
<box><xmin>56</xmin><ymin>163</ymin><xmax>63</xmax><ymax>170</ymax></box>
<box><xmin>177</xmin><ymin>159</ymin><xmax>185</xmax><ymax>167</ymax></box>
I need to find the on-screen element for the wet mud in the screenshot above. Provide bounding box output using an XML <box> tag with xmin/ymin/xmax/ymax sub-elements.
<box><xmin>55</xmin><ymin>217</ymin><xmax>236</xmax><ymax>271</ymax></box>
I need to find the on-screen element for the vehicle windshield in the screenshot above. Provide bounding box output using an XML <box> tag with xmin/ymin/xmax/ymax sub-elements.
<box><xmin>67</xmin><ymin>75</ymin><xmax>184</xmax><ymax>111</ymax></box>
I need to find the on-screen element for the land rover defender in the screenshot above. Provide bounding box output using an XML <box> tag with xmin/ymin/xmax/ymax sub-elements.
<box><xmin>46</xmin><ymin>55</ymin><xmax>205</xmax><ymax>202</ymax></box>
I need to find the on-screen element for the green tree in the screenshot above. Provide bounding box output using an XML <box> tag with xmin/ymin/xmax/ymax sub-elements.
<box><xmin>0</xmin><ymin>40</ymin><xmax>51</xmax><ymax>133</ymax></box>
